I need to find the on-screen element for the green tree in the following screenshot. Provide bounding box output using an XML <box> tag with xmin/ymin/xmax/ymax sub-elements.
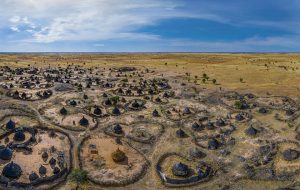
<box><xmin>69</xmin><ymin>169</ymin><xmax>88</xmax><ymax>190</ymax></box>
<box><xmin>110</xmin><ymin>96</ymin><xmax>120</xmax><ymax>105</ymax></box>
<box><xmin>234</xmin><ymin>101</ymin><xmax>242</xmax><ymax>109</ymax></box>
<box><xmin>212</xmin><ymin>79</ymin><xmax>217</xmax><ymax>84</ymax></box>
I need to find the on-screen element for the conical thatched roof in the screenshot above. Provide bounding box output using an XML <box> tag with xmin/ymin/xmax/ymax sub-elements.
<box><xmin>245</xmin><ymin>126</ymin><xmax>257</xmax><ymax>136</ymax></box>
<box><xmin>59</xmin><ymin>107</ymin><xmax>67</xmax><ymax>115</ymax></box>
<box><xmin>39</xmin><ymin>165</ymin><xmax>47</xmax><ymax>175</ymax></box>
<box><xmin>53</xmin><ymin>167</ymin><xmax>60</xmax><ymax>174</ymax></box>
<box><xmin>79</xmin><ymin>116</ymin><xmax>89</xmax><ymax>126</ymax></box>
<box><xmin>152</xmin><ymin>109</ymin><xmax>159</xmax><ymax>117</ymax></box>
<box><xmin>111</xmin><ymin>148</ymin><xmax>126</xmax><ymax>162</ymax></box>
<box><xmin>29</xmin><ymin>172</ymin><xmax>39</xmax><ymax>181</ymax></box>
<box><xmin>14</xmin><ymin>129</ymin><xmax>25</xmax><ymax>141</ymax></box>
<box><xmin>176</xmin><ymin>129</ymin><xmax>186</xmax><ymax>138</ymax></box>
<box><xmin>113</xmin><ymin>124</ymin><xmax>123</xmax><ymax>134</ymax></box>
<box><xmin>208</xmin><ymin>138</ymin><xmax>220</xmax><ymax>150</ymax></box>
<box><xmin>172</xmin><ymin>162</ymin><xmax>189</xmax><ymax>177</ymax></box>
<box><xmin>2</xmin><ymin>162</ymin><xmax>22</xmax><ymax>179</ymax></box>
<box><xmin>112</xmin><ymin>107</ymin><xmax>121</xmax><ymax>115</ymax></box>
<box><xmin>6</xmin><ymin>119</ymin><xmax>16</xmax><ymax>130</ymax></box>
<box><xmin>93</xmin><ymin>107</ymin><xmax>102</xmax><ymax>115</ymax></box>
<box><xmin>0</xmin><ymin>147</ymin><xmax>13</xmax><ymax>160</ymax></box>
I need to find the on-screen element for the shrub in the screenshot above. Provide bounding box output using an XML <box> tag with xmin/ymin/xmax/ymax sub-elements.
<box><xmin>234</xmin><ymin>101</ymin><xmax>242</xmax><ymax>109</ymax></box>
<box><xmin>110</xmin><ymin>96</ymin><xmax>120</xmax><ymax>105</ymax></box>
<box><xmin>111</xmin><ymin>148</ymin><xmax>126</xmax><ymax>162</ymax></box>
<box><xmin>288</xmin><ymin>123</ymin><xmax>294</xmax><ymax>128</ymax></box>
<box><xmin>212</xmin><ymin>79</ymin><xmax>217</xmax><ymax>84</ymax></box>
<box><xmin>69</xmin><ymin>169</ymin><xmax>88</xmax><ymax>185</ymax></box>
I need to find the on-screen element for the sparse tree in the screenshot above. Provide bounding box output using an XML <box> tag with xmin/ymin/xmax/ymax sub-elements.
<box><xmin>234</xmin><ymin>101</ymin><xmax>242</xmax><ymax>109</ymax></box>
<box><xmin>212</xmin><ymin>79</ymin><xmax>217</xmax><ymax>84</ymax></box>
<box><xmin>110</xmin><ymin>96</ymin><xmax>120</xmax><ymax>106</ymax></box>
<box><xmin>288</xmin><ymin>123</ymin><xmax>294</xmax><ymax>128</ymax></box>
<box><xmin>69</xmin><ymin>169</ymin><xmax>88</xmax><ymax>190</ymax></box>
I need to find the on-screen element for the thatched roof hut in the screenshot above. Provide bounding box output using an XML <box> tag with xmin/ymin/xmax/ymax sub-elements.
<box><xmin>14</xmin><ymin>129</ymin><xmax>25</xmax><ymax>141</ymax></box>
<box><xmin>0</xmin><ymin>147</ymin><xmax>13</xmax><ymax>160</ymax></box>
<box><xmin>172</xmin><ymin>162</ymin><xmax>189</xmax><ymax>177</ymax></box>
<box><xmin>79</xmin><ymin>116</ymin><xmax>89</xmax><ymax>126</ymax></box>
<box><xmin>29</xmin><ymin>172</ymin><xmax>39</xmax><ymax>181</ymax></box>
<box><xmin>6</xmin><ymin>119</ymin><xmax>16</xmax><ymax>130</ymax></box>
<box><xmin>2</xmin><ymin>162</ymin><xmax>22</xmax><ymax>179</ymax></box>
<box><xmin>111</xmin><ymin>148</ymin><xmax>126</xmax><ymax>163</ymax></box>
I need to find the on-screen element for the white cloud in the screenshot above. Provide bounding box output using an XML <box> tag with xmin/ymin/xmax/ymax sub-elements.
<box><xmin>9</xmin><ymin>15</ymin><xmax>36</xmax><ymax>33</ymax></box>
<box><xmin>10</xmin><ymin>26</ymin><xmax>20</xmax><ymax>32</ymax></box>
<box><xmin>1</xmin><ymin>0</ymin><xmax>300</xmax><ymax>52</ymax></box>
<box><xmin>0</xmin><ymin>0</ymin><xmax>211</xmax><ymax>43</ymax></box>
<box><xmin>9</xmin><ymin>16</ymin><xmax>21</xmax><ymax>24</ymax></box>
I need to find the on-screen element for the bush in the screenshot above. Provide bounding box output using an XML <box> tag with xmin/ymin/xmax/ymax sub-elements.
<box><xmin>288</xmin><ymin>123</ymin><xmax>294</xmax><ymax>128</ymax></box>
<box><xmin>110</xmin><ymin>96</ymin><xmax>120</xmax><ymax>105</ymax></box>
<box><xmin>234</xmin><ymin>101</ymin><xmax>242</xmax><ymax>109</ymax></box>
<box><xmin>111</xmin><ymin>148</ymin><xmax>126</xmax><ymax>162</ymax></box>
<box><xmin>69</xmin><ymin>169</ymin><xmax>88</xmax><ymax>185</ymax></box>
<box><xmin>212</xmin><ymin>79</ymin><xmax>216</xmax><ymax>84</ymax></box>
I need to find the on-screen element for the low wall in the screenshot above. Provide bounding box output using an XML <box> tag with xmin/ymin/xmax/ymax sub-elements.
<box><xmin>156</xmin><ymin>152</ymin><xmax>212</xmax><ymax>187</ymax></box>
<box><xmin>0</xmin><ymin>126</ymin><xmax>73</xmax><ymax>190</ymax></box>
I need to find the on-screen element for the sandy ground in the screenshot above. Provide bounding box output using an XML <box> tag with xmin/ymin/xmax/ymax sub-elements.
<box><xmin>0</xmin><ymin>130</ymin><xmax>70</xmax><ymax>183</ymax></box>
<box><xmin>80</xmin><ymin>134</ymin><xmax>147</xmax><ymax>184</ymax></box>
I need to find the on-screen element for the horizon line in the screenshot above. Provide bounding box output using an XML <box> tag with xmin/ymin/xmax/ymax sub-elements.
<box><xmin>1</xmin><ymin>52</ymin><xmax>300</xmax><ymax>54</ymax></box>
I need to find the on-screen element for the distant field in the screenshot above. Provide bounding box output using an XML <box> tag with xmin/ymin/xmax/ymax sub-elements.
<box><xmin>1</xmin><ymin>53</ymin><xmax>300</xmax><ymax>99</ymax></box>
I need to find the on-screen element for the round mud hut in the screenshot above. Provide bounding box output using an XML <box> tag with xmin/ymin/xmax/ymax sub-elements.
<box><xmin>172</xmin><ymin>162</ymin><xmax>189</xmax><ymax>177</ymax></box>
<box><xmin>2</xmin><ymin>162</ymin><xmax>22</xmax><ymax>179</ymax></box>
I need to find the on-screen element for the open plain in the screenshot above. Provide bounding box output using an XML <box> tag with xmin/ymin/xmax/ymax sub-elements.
<box><xmin>0</xmin><ymin>53</ymin><xmax>299</xmax><ymax>190</ymax></box>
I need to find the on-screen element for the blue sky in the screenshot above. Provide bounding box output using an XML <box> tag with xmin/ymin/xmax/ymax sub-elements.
<box><xmin>0</xmin><ymin>0</ymin><xmax>300</xmax><ymax>52</ymax></box>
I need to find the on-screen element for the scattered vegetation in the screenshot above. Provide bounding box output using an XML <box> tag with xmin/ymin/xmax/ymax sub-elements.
<box><xmin>212</xmin><ymin>79</ymin><xmax>217</xmax><ymax>85</ymax></box>
<box><xmin>69</xmin><ymin>169</ymin><xmax>88</xmax><ymax>189</ymax></box>
<box><xmin>110</xmin><ymin>96</ymin><xmax>120</xmax><ymax>105</ymax></box>
<box><xmin>234</xmin><ymin>101</ymin><xmax>243</xmax><ymax>109</ymax></box>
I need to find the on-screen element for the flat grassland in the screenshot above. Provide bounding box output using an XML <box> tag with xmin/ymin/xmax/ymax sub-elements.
<box><xmin>0</xmin><ymin>53</ymin><xmax>300</xmax><ymax>190</ymax></box>
<box><xmin>1</xmin><ymin>53</ymin><xmax>299</xmax><ymax>99</ymax></box>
